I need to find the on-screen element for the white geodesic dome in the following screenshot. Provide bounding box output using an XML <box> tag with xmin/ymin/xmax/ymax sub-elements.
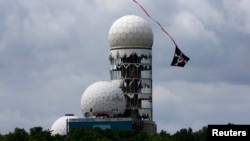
<box><xmin>81</xmin><ymin>81</ymin><xmax>126</xmax><ymax>117</ymax></box>
<box><xmin>108</xmin><ymin>15</ymin><xmax>153</xmax><ymax>49</ymax></box>
<box><xmin>50</xmin><ymin>114</ymin><xmax>78</xmax><ymax>136</ymax></box>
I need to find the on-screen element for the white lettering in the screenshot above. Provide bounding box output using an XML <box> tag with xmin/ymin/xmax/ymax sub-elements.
<box><xmin>212</xmin><ymin>129</ymin><xmax>247</xmax><ymax>136</ymax></box>
<box><xmin>241</xmin><ymin>131</ymin><xmax>247</xmax><ymax>136</ymax></box>
<box><xmin>212</xmin><ymin>129</ymin><xmax>218</xmax><ymax>136</ymax></box>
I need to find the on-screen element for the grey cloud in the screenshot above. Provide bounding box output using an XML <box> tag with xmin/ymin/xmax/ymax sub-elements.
<box><xmin>0</xmin><ymin>0</ymin><xmax>249</xmax><ymax>134</ymax></box>
<box><xmin>153</xmin><ymin>81</ymin><xmax>250</xmax><ymax>133</ymax></box>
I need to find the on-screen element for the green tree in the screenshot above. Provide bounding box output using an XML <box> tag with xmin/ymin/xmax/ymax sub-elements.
<box><xmin>159</xmin><ymin>130</ymin><xmax>172</xmax><ymax>141</ymax></box>
<box><xmin>0</xmin><ymin>124</ymin><xmax>212</xmax><ymax>141</ymax></box>
<box><xmin>134</xmin><ymin>131</ymin><xmax>149</xmax><ymax>141</ymax></box>
<box><xmin>173</xmin><ymin>128</ymin><xmax>194</xmax><ymax>141</ymax></box>
<box><xmin>1</xmin><ymin>128</ymin><xmax>28</xmax><ymax>141</ymax></box>
<box><xmin>28</xmin><ymin>126</ymin><xmax>53</xmax><ymax>141</ymax></box>
<box><xmin>66</xmin><ymin>127</ymin><xmax>95</xmax><ymax>141</ymax></box>
<box><xmin>149</xmin><ymin>134</ymin><xmax>164</xmax><ymax>141</ymax></box>
<box><xmin>193</xmin><ymin>126</ymin><xmax>207</xmax><ymax>141</ymax></box>
<box><xmin>52</xmin><ymin>134</ymin><xmax>66</xmax><ymax>141</ymax></box>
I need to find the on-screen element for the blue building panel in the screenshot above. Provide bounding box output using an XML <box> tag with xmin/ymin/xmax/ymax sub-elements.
<box><xmin>68</xmin><ymin>118</ymin><xmax>133</xmax><ymax>131</ymax></box>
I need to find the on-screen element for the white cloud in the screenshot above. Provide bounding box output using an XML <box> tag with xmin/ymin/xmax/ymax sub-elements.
<box><xmin>153</xmin><ymin>81</ymin><xmax>250</xmax><ymax>133</ymax></box>
<box><xmin>238</xmin><ymin>0</ymin><xmax>250</xmax><ymax>33</ymax></box>
<box><xmin>172</xmin><ymin>11</ymin><xmax>219</xmax><ymax>45</ymax></box>
<box><xmin>221</xmin><ymin>0</ymin><xmax>250</xmax><ymax>33</ymax></box>
<box><xmin>177</xmin><ymin>0</ymin><xmax>223</xmax><ymax>28</ymax></box>
<box><xmin>0</xmin><ymin>0</ymin><xmax>249</xmax><ymax>135</ymax></box>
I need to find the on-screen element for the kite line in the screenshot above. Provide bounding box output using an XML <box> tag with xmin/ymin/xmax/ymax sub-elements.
<box><xmin>132</xmin><ymin>0</ymin><xmax>177</xmax><ymax>47</ymax></box>
<box><xmin>132</xmin><ymin>0</ymin><xmax>190</xmax><ymax>67</ymax></box>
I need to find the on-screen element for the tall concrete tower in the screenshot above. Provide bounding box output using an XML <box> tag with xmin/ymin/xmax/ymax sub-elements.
<box><xmin>108</xmin><ymin>15</ymin><xmax>156</xmax><ymax>133</ymax></box>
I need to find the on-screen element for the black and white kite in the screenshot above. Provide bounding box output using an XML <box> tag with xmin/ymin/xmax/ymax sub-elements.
<box><xmin>132</xmin><ymin>0</ymin><xmax>190</xmax><ymax>67</ymax></box>
<box><xmin>171</xmin><ymin>46</ymin><xmax>189</xmax><ymax>67</ymax></box>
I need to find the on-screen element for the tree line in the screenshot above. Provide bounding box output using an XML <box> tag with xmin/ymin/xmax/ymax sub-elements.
<box><xmin>0</xmin><ymin>126</ymin><xmax>207</xmax><ymax>141</ymax></box>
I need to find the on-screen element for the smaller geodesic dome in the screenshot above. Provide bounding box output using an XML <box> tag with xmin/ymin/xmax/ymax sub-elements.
<box><xmin>50</xmin><ymin>114</ymin><xmax>78</xmax><ymax>135</ymax></box>
<box><xmin>81</xmin><ymin>81</ymin><xmax>126</xmax><ymax>117</ymax></box>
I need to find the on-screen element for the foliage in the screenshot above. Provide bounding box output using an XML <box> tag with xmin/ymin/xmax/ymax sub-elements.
<box><xmin>0</xmin><ymin>126</ymin><xmax>208</xmax><ymax>141</ymax></box>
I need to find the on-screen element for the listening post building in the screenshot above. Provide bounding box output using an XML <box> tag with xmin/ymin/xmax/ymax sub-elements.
<box><xmin>50</xmin><ymin>15</ymin><xmax>157</xmax><ymax>136</ymax></box>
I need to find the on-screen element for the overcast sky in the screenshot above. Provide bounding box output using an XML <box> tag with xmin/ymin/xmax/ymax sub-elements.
<box><xmin>0</xmin><ymin>0</ymin><xmax>250</xmax><ymax>134</ymax></box>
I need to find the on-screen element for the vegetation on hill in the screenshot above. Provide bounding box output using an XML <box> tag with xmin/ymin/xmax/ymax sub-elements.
<box><xmin>0</xmin><ymin>126</ymin><xmax>207</xmax><ymax>141</ymax></box>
